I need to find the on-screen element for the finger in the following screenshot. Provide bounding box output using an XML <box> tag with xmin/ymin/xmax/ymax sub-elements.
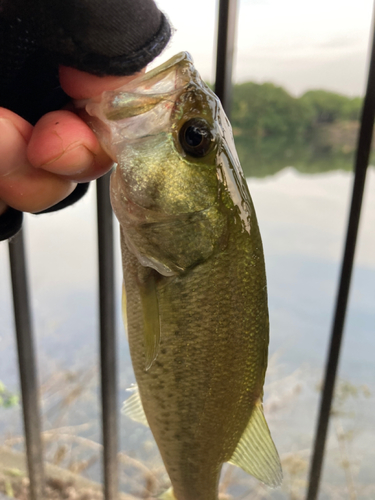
<box><xmin>0</xmin><ymin>117</ymin><xmax>76</xmax><ymax>213</ymax></box>
<box><xmin>27</xmin><ymin>110</ymin><xmax>113</xmax><ymax>181</ymax></box>
<box><xmin>59</xmin><ymin>66</ymin><xmax>145</xmax><ymax>100</ymax></box>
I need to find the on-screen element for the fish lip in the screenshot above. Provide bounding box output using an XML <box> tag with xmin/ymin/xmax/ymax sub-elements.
<box><xmin>122</xmin><ymin>51</ymin><xmax>194</xmax><ymax>93</ymax></box>
<box><xmin>100</xmin><ymin>51</ymin><xmax>197</xmax><ymax>120</ymax></box>
<box><xmin>82</xmin><ymin>52</ymin><xmax>195</xmax><ymax>108</ymax></box>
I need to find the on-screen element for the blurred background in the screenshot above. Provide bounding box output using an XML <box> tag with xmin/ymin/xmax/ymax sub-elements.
<box><xmin>0</xmin><ymin>0</ymin><xmax>374</xmax><ymax>498</ymax></box>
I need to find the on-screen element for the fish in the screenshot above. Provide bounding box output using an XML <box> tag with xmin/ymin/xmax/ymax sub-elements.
<box><xmin>83</xmin><ymin>52</ymin><xmax>282</xmax><ymax>500</ymax></box>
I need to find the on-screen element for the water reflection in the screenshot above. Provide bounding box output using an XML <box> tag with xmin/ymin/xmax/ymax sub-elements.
<box><xmin>235</xmin><ymin>133</ymin><xmax>373</xmax><ymax>178</ymax></box>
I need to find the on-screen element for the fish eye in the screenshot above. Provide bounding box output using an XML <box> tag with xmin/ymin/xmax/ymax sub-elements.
<box><xmin>179</xmin><ymin>119</ymin><xmax>213</xmax><ymax>157</ymax></box>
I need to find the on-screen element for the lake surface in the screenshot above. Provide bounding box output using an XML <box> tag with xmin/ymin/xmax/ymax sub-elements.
<box><xmin>0</xmin><ymin>159</ymin><xmax>374</xmax><ymax>499</ymax></box>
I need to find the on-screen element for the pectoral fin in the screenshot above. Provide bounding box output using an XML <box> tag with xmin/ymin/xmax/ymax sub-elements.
<box><xmin>140</xmin><ymin>272</ymin><xmax>161</xmax><ymax>371</ymax></box>
<box><xmin>228</xmin><ymin>402</ymin><xmax>283</xmax><ymax>487</ymax></box>
<box><xmin>122</xmin><ymin>386</ymin><xmax>149</xmax><ymax>427</ymax></box>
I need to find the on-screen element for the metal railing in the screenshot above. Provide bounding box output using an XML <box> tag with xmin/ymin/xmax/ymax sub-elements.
<box><xmin>4</xmin><ymin>0</ymin><xmax>375</xmax><ymax>499</ymax></box>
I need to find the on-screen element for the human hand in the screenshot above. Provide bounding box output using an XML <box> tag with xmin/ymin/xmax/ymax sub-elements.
<box><xmin>0</xmin><ymin>67</ymin><xmax>144</xmax><ymax>216</ymax></box>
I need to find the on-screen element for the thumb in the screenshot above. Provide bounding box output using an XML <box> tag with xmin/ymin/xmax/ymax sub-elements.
<box><xmin>59</xmin><ymin>66</ymin><xmax>146</xmax><ymax>100</ymax></box>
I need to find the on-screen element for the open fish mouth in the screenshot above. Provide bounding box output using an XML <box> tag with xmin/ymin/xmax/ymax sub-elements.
<box><xmin>74</xmin><ymin>53</ymin><xmax>215</xmax><ymax>177</ymax></box>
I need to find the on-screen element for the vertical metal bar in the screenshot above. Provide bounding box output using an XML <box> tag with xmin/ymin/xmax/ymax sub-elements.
<box><xmin>214</xmin><ymin>0</ymin><xmax>238</xmax><ymax>116</ymax></box>
<box><xmin>8</xmin><ymin>229</ymin><xmax>45</xmax><ymax>500</ymax></box>
<box><xmin>306</xmin><ymin>6</ymin><xmax>375</xmax><ymax>500</ymax></box>
<box><xmin>96</xmin><ymin>172</ymin><xmax>118</xmax><ymax>500</ymax></box>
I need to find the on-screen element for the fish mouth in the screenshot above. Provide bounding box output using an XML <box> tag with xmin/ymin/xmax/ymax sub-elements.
<box><xmin>78</xmin><ymin>52</ymin><xmax>203</xmax><ymax>152</ymax></box>
<box><xmin>84</xmin><ymin>52</ymin><xmax>199</xmax><ymax>122</ymax></box>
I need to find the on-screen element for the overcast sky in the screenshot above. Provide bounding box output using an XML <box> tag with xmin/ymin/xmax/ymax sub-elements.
<box><xmin>154</xmin><ymin>0</ymin><xmax>374</xmax><ymax>96</ymax></box>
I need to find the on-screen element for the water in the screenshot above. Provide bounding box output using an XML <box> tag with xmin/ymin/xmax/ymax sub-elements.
<box><xmin>0</xmin><ymin>159</ymin><xmax>374</xmax><ymax>498</ymax></box>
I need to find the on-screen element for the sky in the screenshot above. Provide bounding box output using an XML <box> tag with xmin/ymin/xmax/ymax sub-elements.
<box><xmin>153</xmin><ymin>0</ymin><xmax>374</xmax><ymax>96</ymax></box>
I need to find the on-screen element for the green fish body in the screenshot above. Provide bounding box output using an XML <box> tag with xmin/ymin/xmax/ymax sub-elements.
<box><xmin>84</xmin><ymin>52</ymin><xmax>282</xmax><ymax>500</ymax></box>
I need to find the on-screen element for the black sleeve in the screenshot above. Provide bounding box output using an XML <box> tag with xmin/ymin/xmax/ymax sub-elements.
<box><xmin>0</xmin><ymin>0</ymin><xmax>171</xmax><ymax>241</ymax></box>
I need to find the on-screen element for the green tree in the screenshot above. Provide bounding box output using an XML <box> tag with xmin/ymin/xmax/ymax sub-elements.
<box><xmin>231</xmin><ymin>82</ymin><xmax>312</xmax><ymax>138</ymax></box>
<box><xmin>300</xmin><ymin>90</ymin><xmax>362</xmax><ymax>124</ymax></box>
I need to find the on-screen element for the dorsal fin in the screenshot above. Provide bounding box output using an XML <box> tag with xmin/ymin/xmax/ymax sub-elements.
<box><xmin>228</xmin><ymin>402</ymin><xmax>282</xmax><ymax>487</ymax></box>
<box><xmin>122</xmin><ymin>386</ymin><xmax>149</xmax><ymax>426</ymax></box>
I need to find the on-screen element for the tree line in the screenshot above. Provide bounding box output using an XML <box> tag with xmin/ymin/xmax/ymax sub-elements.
<box><xmin>230</xmin><ymin>82</ymin><xmax>362</xmax><ymax>138</ymax></box>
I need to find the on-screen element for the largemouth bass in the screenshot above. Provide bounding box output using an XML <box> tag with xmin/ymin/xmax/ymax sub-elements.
<box><xmin>83</xmin><ymin>52</ymin><xmax>282</xmax><ymax>500</ymax></box>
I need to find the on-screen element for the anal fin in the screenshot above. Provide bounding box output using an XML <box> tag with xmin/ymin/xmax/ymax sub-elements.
<box><xmin>159</xmin><ymin>487</ymin><xmax>176</xmax><ymax>500</ymax></box>
<box><xmin>228</xmin><ymin>401</ymin><xmax>283</xmax><ymax>487</ymax></box>
<box><xmin>122</xmin><ymin>385</ymin><xmax>149</xmax><ymax>427</ymax></box>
